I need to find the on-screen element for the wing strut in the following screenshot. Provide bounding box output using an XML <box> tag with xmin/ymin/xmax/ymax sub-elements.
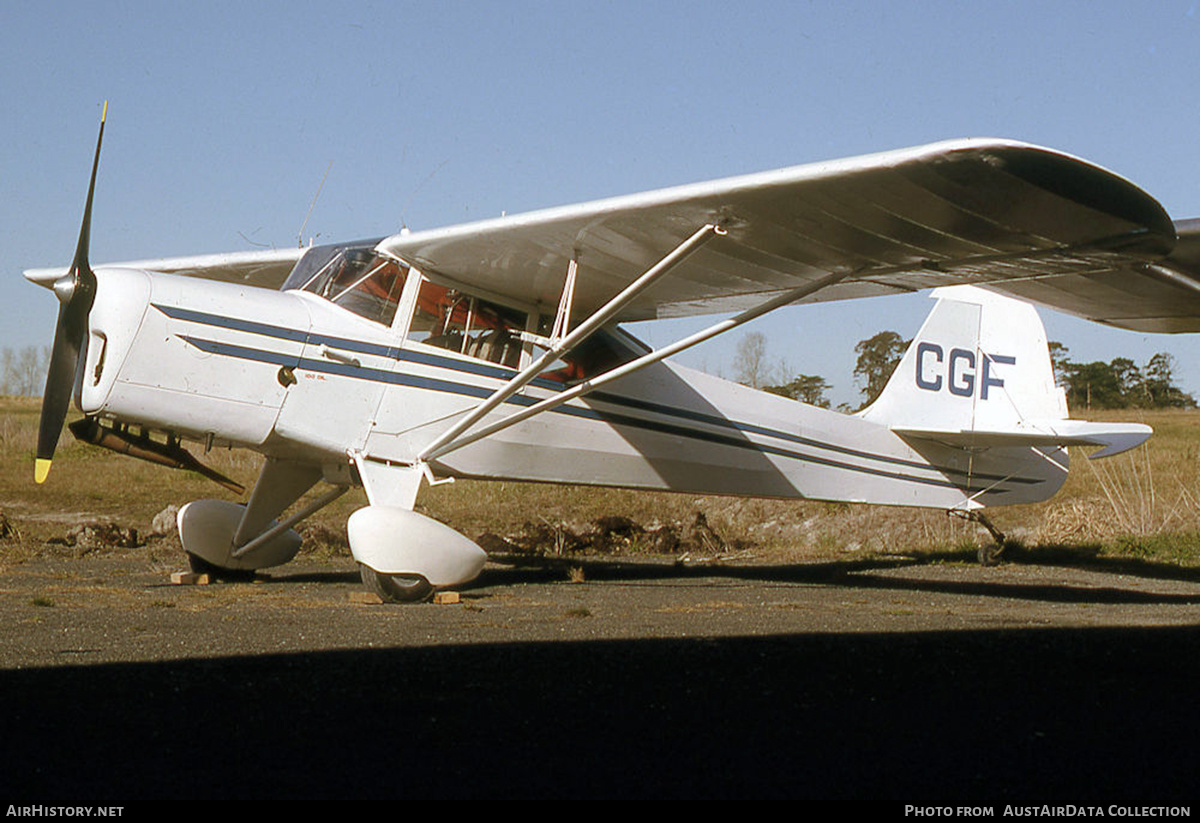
<box><xmin>550</xmin><ymin>256</ymin><xmax>579</xmax><ymax>340</ymax></box>
<box><xmin>421</xmin><ymin>267</ymin><xmax>856</xmax><ymax>463</ymax></box>
<box><xmin>416</xmin><ymin>223</ymin><xmax>723</xmax><ymax>462</ymax></box>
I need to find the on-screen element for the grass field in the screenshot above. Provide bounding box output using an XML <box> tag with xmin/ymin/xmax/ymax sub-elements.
<box><xmin>3</xmin><ymin>396</ymin><xmax>1200</xmax><ymax>567</ymax></box>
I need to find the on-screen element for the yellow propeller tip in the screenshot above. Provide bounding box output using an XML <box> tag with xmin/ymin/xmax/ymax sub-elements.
<box><xmin>34</xmin><ymin>459</ymin><xmax>52</xmax><ymax>484</ymax></box>
<box><xmin>101</xmin><ymin>100</ymin><xmax>108</xmax><ymax>122</ymax></box>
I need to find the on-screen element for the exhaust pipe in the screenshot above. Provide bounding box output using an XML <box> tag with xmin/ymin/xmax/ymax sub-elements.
<box><xmin>68</xmin><ymin>418</ymin><xmax>245</xmax><ymax>494</ymax></box>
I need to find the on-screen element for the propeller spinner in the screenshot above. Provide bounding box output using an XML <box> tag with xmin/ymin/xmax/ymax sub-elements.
<box><xmin>36</xmin><ymin>102</ymin><xmax>106</xmax><ymax>484</ymax></box>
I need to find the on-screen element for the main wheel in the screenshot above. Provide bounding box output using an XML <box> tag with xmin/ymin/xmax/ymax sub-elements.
<box><xmin>358</xmin><ymin>563</ymin><xmax>434</xmax><ymax>603</ymax></box>
<box><xmin>187</xmin><ymin>552</ymin><xmax>256</xmax><ymax>582</ymax></box>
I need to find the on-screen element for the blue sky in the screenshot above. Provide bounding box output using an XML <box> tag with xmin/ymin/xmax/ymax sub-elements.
<box><xmin>5</xmin><ymin>1</ymin><xmax>1200</xmax><ymax>407</ymax></box>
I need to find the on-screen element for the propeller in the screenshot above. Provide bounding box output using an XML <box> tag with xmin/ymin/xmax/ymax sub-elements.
<box><xmin>35</xmin><ymin>102</ymin><xmax>106</xmax><ymax>484</ymax></box>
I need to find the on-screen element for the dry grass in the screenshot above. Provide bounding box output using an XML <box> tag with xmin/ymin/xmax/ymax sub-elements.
<box><xmin>2</xmin><ymin>397</ymin><xmax>1200</xmax><ymax>567</ymax></box>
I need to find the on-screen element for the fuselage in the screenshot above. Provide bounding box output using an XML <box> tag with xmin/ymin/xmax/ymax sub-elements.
<box><xmin>78</xmin><ymin>255</ymin><xmax>1067</xmax><ymax>512</ymax></box>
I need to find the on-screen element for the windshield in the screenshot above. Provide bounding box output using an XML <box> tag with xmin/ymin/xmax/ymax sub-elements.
<box><xmin>282</xmin><ymin>239</ymin><xmax>409</xmax><ymax>327</ymax></box>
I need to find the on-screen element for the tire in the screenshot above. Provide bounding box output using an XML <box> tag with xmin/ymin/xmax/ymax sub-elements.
<box><xmin>358</xmin><ymin>563</ymin><xmax>434</xmax><ymax>603</ymax></box>
<box><xmin>186</xmin><ymin>552</ymin><xmax>257</xmax><ymax>582</ymax></box>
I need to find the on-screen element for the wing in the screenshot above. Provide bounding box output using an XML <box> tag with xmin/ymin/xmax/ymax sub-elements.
<box><xmin>25</xmin><ymin>247</ymin><xmax>305</xmax><ymax>290</ymax></box>
<box><xmin>376</xmin><ymin>138</ymin><xmax>1184</xmax><ymax>325</ymax></box>
<box><xmin>985</xmin><ymin>217</ymin><xmax>1200</xmax><ymax>333</ymax></box>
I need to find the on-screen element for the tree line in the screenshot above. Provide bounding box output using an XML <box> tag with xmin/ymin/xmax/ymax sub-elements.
<box><xmin>1049</xmin><ymin>343</ymin><xmax>1195</xmax><ymax>410</ymax></box>
<box><xmin>733</xmin><ymin>332</ymin><xmax>835</xmax><ymax>407</ymax></box>
<box><xmin>0</xmin><ymin>346</ymin><xmax>49</xmax><ymax>397</ymax></box>
<box><xmin>4</xmin><ymin>335</ymin><xmax>1196</xmax><ymax>412</ymax></box>
<box><xmin>735</xmin><ymin>331</ymin><xmax>1196</xmax><ymax>411</ymax></box>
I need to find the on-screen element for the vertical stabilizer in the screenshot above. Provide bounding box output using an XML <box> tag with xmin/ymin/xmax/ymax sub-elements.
<box><xmin>860</xmin><ymin>285</ymin><xmax>1065</xmax><ymax>432</ymax></box>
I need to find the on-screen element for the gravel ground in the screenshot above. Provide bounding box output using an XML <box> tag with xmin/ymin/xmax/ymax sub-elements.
<box><xmin>3</xmin><ymin>548</ymin><xmax>1200</xmax><ymax>802</ymax></box>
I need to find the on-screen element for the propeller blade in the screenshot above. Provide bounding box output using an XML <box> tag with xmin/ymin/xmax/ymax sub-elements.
<box><xmin>36</xmin><ymin>102</ymin><xmax>106</xmax><ymax>484</ymax></box>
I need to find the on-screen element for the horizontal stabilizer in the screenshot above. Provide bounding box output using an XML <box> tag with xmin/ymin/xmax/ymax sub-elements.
<box><xmin>894</xmin><ymin>420</ymin><xmax>1152</xmax><ymax>459</ymax></box>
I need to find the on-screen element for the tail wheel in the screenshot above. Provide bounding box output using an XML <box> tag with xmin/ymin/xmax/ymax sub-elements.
<box><xmin>977</xmin><ymin>543</ymin><xmax>1005</xmax><ymax>567</ymax></box>
<box><xmin>358</xmin><ymin>563</ymin><xmax>433</xmax><ymax>603</ymax></box>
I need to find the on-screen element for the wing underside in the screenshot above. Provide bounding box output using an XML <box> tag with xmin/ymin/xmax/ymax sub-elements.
<box><xmin>25</xmin><ymin>247</ymin><xmax>305</xmax><ymax>290</ymax></box>
<box><xmin>377</xmin><ymin>138</ymin><xmax>1193</xmax><ymax>328</ymax></box>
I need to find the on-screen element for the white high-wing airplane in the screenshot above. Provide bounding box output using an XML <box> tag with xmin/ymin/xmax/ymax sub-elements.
<box><xmin>31</xmin><ymin>106</ymin><xmax>1190</xmax><ymax>601</ymax></box>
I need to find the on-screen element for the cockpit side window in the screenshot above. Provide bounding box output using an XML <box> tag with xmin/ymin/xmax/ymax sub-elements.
<box><xmin>407</xmin><ymin>280</ymin><xmax>527</xmax><ymax>368</ymax></box>
<box><xmin>534</xmin><ymin>319</ymin><xmax>647</xmax><ymax>384</ymax></box>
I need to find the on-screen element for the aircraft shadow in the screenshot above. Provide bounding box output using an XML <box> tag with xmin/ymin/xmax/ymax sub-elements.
<box><xmin>3</xmin><ymin>625</ymin><xmax>1198</xmax><ymax>801</ymax></box>
<box><xmin>185</xmin><ymin>549</ymin><xmax>1200</xmax><ymax>608</ymax></box>
<box><xmin>234</xmin><ymin>550</ymin><xmax>1200</xmax><ymax>606</ymax></box>
<box><xmin>476</xmin><ymin>551</ymin><xmax>1200</xmax><ymax>607</ymax></box>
